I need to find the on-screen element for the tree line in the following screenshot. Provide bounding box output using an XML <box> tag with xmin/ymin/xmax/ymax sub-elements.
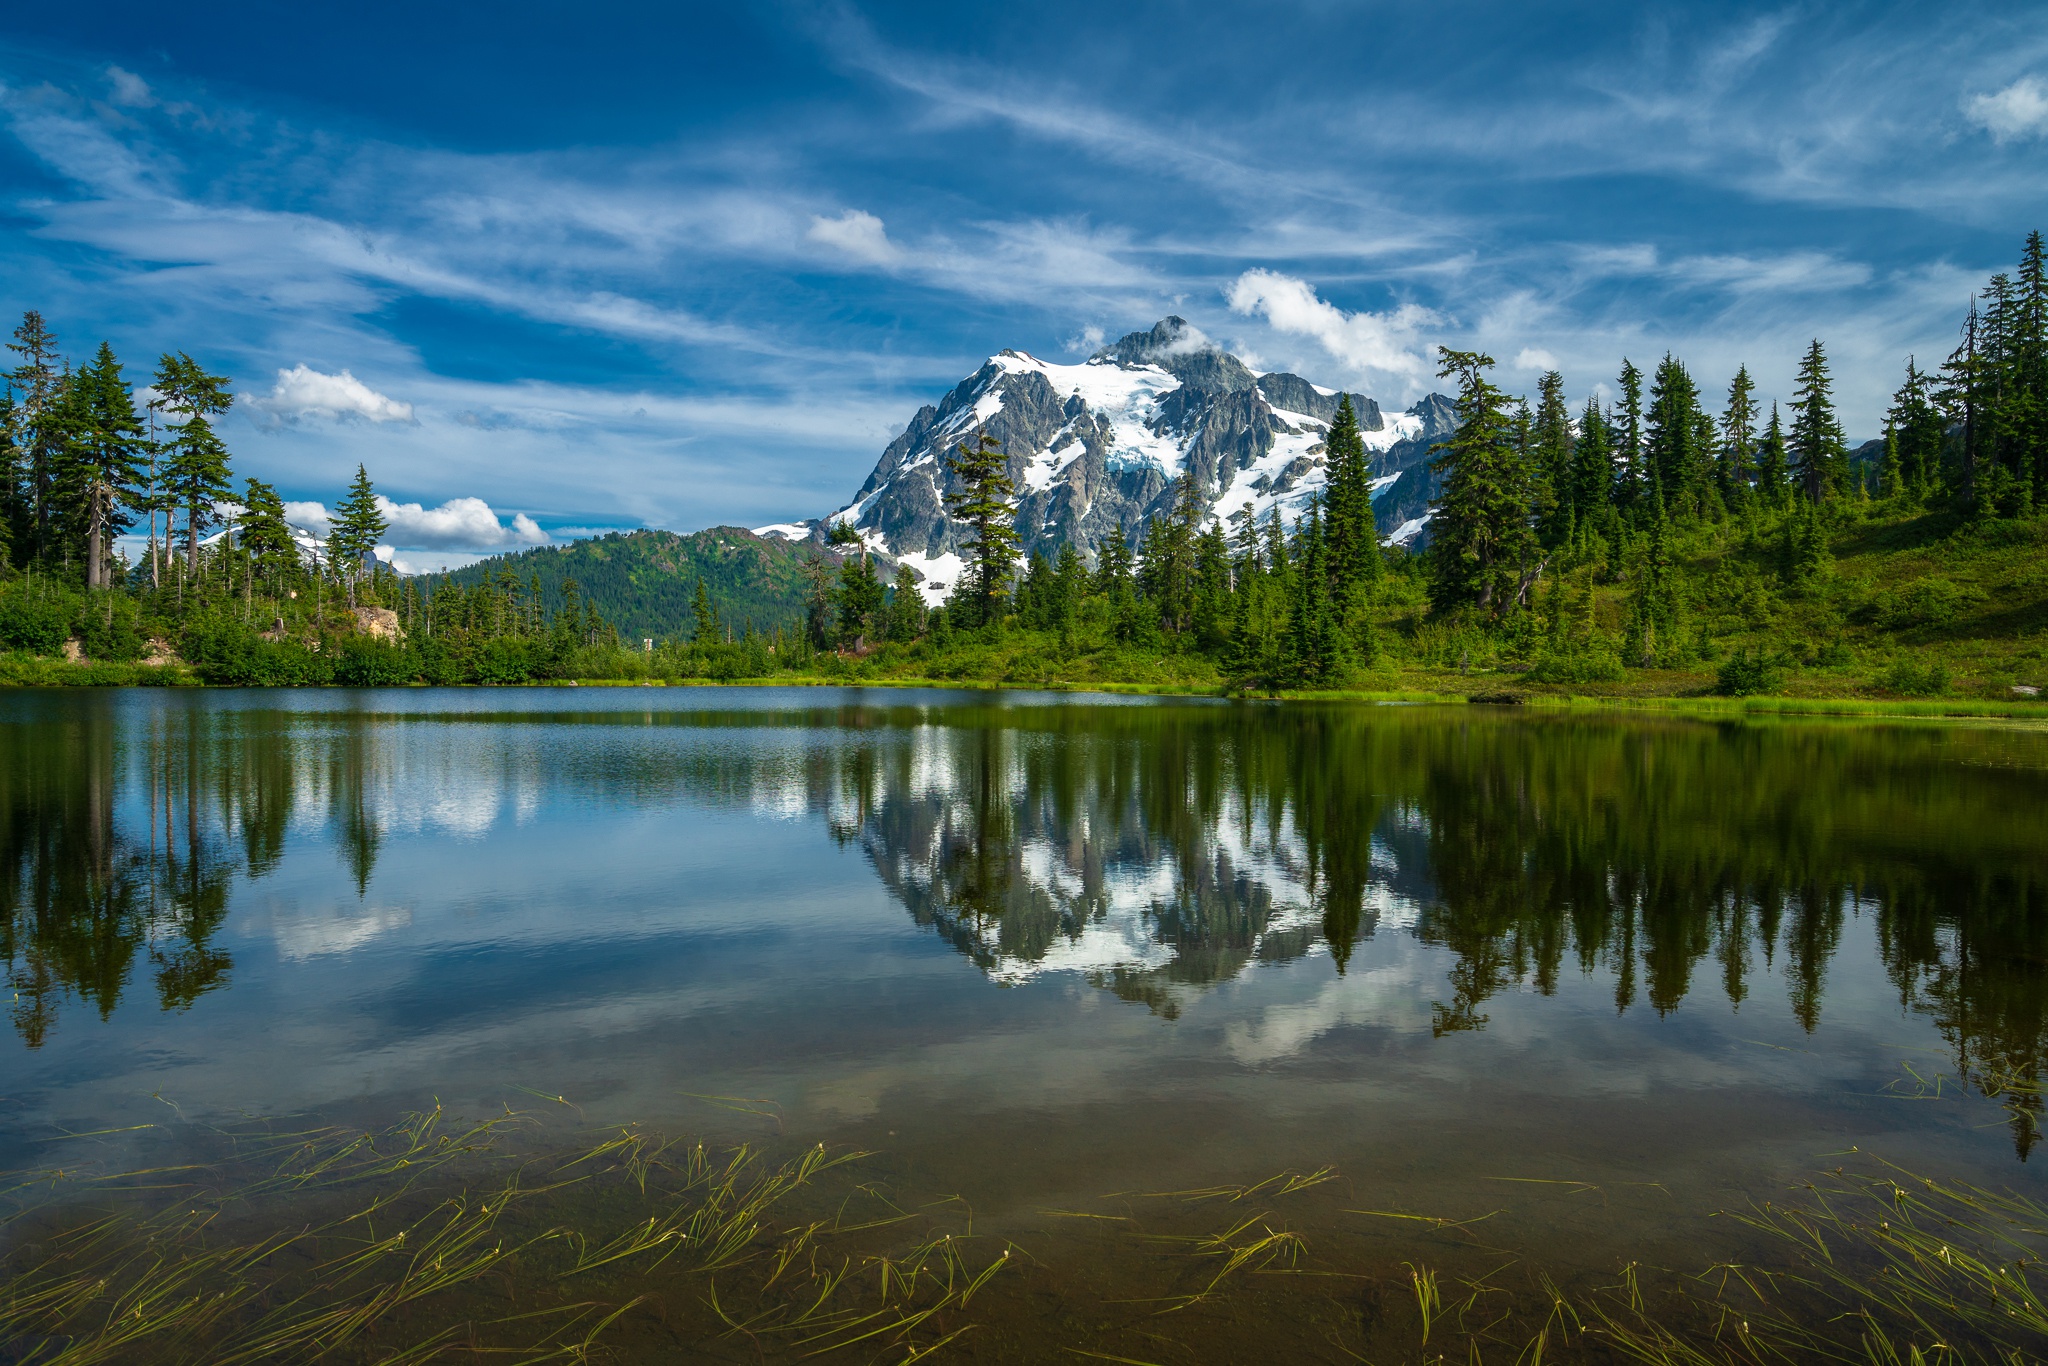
<box><xmin>799</xmin><ymin>229</ymin><xmax>2043</xmax><ymax>691</ymax></box>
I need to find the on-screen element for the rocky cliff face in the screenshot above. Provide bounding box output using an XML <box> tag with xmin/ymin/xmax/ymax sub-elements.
<box><xmin>757</xmin><ymin>318</ymin><xmax>1457</xmax><ymax>601</ymax></box>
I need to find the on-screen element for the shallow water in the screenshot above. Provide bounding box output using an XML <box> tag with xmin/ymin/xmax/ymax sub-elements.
<box><xmin>5</xmin><ymin>686</ymin><xmax>2047</xmax><ymax>1356</ymax></box>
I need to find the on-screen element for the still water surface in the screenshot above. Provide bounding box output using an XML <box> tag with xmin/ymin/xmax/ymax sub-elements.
<box><xmin>4</xmin><ymin>687</ymin><xmax>2047</xmax><ymax>1350</ymax></box>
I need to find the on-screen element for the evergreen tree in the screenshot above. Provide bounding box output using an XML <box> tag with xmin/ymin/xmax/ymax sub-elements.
<box><xmin>690</xmin><ymin>577</ymin><xmax>719</xmax><ymax>642</ymax></box>
<box><xmin>1049</xmin><ymin>541</ymin><xmax>1086</xmax><ymax>651</ymax></box>
<box><xmin>1428</xmin><ymin>348</ymin><xmax>1535</xmax><ymax>620</ymax></box>
<box><xmin>943</xmin><ymin>427</ymin><xmax>1019</xmax><ymax>628</ymax></box>
<box><xmin>0</xmin><ymin>393</ymin><xmax>17</xmax><ymax>565</ymax></box>
<box><xmin>1569</xmin><ymin>396</ymin><xmax>1613</xmax><ymax>522</ymax></box>
<box><xmin>1287</xmin><ymin>501</ymin><xmax>1342</xmax><ymax>683</ymax></box>
<box><xmin>239</xmin><ymin>477</ymin><xmax>299</xmax><ymax>583</ymax></box>
<box><xmin>151</xmin><ymin>353</ymin><xmax>235</xmax><ymax>573</ymax></box>
<box><xmin>1718</xmin><ymin>365</ymin><xmax>1758</xmax><ymax>502</ymax></box>
<box><xmin>1531</xmin><ymin>371</ymin><xmax>1573</xmax><ymax>543</ymax></box>
<box><xmin>58</xmin><ymin>343</ymin><xmax>149</xmax><ymax>589</ymax></box>
<box><xmin>1612</xmin><ymin>359</ymin><xmax>1646</xmax><ymax>507</ymax></box>
<box><xmin>1645</xmin><ymin>354</ymin><xmax>1713</xmax><ymax>518</ymax></box>
<box><xmin>6</xmin><ymin>311</ymin><xmax>63</xmax><ymax>561</ymax></box>
<box><xmin>1322</xmin><ymin>394</ymin><xmax>1382</xmax><ymax>609</ymax></box>
<box><xmin>887</xmin><ymin>564</ymin><xmax>928</xmax><ymax>642</ymax></box>
<box><xmin>1756</xmin><ymin>403</ymin><xmax>1790</xmax><ymax>507</ymax></box>
<box><xmin>1790</xmin><ymin>339</ymin><xmax>1849</xmax><ymax>503</ymax></box>
<box><xmin>328</xmin><ymin>464</ymin><xmax>388</xmax><ymax>607</ymax></box>
<box><xmin>836</xmin><ymin>552</ymin><xmax>884</xmax><ymax>645</ymax></box>
<box><xmin>1886</xmin><ymin>359</ymin><xmax>1942</xmax><ymax>504</ymax></box>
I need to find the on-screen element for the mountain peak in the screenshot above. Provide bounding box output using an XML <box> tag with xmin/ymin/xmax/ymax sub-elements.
<box><xmin>1092</xmin><ymin>317</ymin><xmax>1256</xmax><ymax>394</ymax></box>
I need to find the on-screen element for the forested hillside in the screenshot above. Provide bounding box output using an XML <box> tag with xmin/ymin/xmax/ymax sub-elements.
<box><xmin>0</xmin><ymin>231</ymin><xmax>2044</xmax><ymax>703</ymax></box>
<box><xmin>429</xmin><ymin>528</ymin><xmax>831</xmax><ymax>643</ymax></box>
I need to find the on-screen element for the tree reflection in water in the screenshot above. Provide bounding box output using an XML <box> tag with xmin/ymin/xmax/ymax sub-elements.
<box><xmin>4</xmin><ymin>697</ymin><xmax>2045</xmax><ymax>1154</ymax></box>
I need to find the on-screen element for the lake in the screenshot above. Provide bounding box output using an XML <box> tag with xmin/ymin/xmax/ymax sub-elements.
<box><xmin>4</xmin><ymin>687</ymin><xmax>2046</xmax><ymax>1361</ymax></box>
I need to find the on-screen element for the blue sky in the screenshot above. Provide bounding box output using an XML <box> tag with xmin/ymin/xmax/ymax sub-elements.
<box><xmin>3</xmin><ymin>2</ymin><xmax>2045</xmax><ymax>567</ymax></box>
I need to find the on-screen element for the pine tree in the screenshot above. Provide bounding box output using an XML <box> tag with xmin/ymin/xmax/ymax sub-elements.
<box><xmin>1613</xmin><ymin>359</ymin><xmax>1646</xmax><ymax>507</ymax></box>
<box><xmin>1570</xmin><ymin>396</ymin><xmax>1613</xmax><ymax>522</ymax></box>
<box><xmin>151</xmin><ymin>353</ymin><xmax>236</xmax><ymax>574</ymax></box>
<box><xmin>1719</xmin><ymin>365</ymin><xmax>1758</xmax><ymax>503</ymax></box>
<box><xmin>1790</xmin><ymin>339</ymin><xmax>1849</xmax><ymax>503</ymax></box>
<box><xmin>1646</xmin><ymin>354</ymin><xmax>1713</xmax><ymax>518</ymax></box>
<box><xmin>6</xmin><ymin>311</ymin><xmax>63</xmax><ymax>561</ymax></box>
<box><xmin>1322</xmin><ymin>394</ymin><xmax>1382</xmax><ymax>610</ymax></box>
<box><xmin>239</xmin><ymin>477</ymin><xmax>298</xmax><ymax>591</ymax></box>
<box><xmin>1886</xmin><ymin>359</ymin><xmax>1942</xmax><ymax>504</ymax></box>
<box><xmin>943</xmin><ymin>427</ymin><xmax>1019</xmax><ymax>628</ymax></box>
<box><xmin>328</xmin><ymin>464</ymin><xmax>388</xmax><ymax>607</ymax></box>
<box><xmin>0</xmin><ymin>393</ymin><xmax>17</xmax><ymax>566</ymax></box>
<box><xmin>1755</xmin><ymin>403</ymin><xmax>1790</xmax><ymax>507</ymax></box>
<box><xmin>836</xmin><ymin>552</ymin><xmax>884</xmax><ymax>646</ymax></box>
<box><xmin>58</xmin><ymin>343</ymin><xmax>149</xmax><ymax>589</ymax></box>
<box><xmin>1531</xmin><ymin>371</ymin><xmax>1573</xmax><ymax>543</ymax></box>
<box><xmin>691</xmin><ymin>577</ymin><xmax>719</xmax><ymax>642</ymax></box>
<box><xmin>1428</xmin><ymin>348</ymin><xmax>1534</xmax><ymax>620</ymax></box>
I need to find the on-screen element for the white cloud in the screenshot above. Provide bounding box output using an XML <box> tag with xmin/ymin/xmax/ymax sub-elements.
<box><xmin>1514</xmin><ymin>347</ymin><xmax>1559</xmax><ymax>371</ymax></box>
<box><xmin>1225</xmin><ymin>269</ymin><xmax>1438</xmax><ymax>386</ymax></box>
<box><xmin>105</xmin><ymin>66</ymin><xmax>154</xmax><ymax>109</ymax></box>
<box><xmin>807</xmin><ymin>209</ymin><xmax>899</xmax><ymax>265</ymax></box>
<box><xmin>1966</xmin><ymin>76</ymin><xmax>2048</xmax><ymax>142</ymax></box>
<box><xmin>281</xmin><ymin>496</ymin><xmax>549</xmax><ymax>551</ymax></box>
<box><xmin>258</xmin><ymin>365</ymin><xmax>415</xmax><ymax>424</ymax></box>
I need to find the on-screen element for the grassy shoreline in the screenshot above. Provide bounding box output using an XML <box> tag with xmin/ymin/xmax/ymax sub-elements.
<box><xmin>6</xmin><ymin>650</ymin><xmax>2045</xmax><ymax>723</ymax></box>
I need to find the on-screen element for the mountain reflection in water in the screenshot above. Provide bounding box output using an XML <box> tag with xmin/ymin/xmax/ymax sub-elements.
<box><xmin>5</xmin><ymin>692</ymin><xmax>2047</xmax><ymax>1155</ymax></box>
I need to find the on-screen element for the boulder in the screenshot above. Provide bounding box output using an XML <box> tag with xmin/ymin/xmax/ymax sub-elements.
<box><xmin>351</xmin><ymin>606</ymin><xmax>406</xmax><ymax>643</ymax></box>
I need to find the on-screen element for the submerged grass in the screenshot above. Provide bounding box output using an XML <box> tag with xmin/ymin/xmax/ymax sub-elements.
<box><xmin>5</xmin><ymin>1112</ymin><xmax>2048</xmax><ymax>1363</ymax></box>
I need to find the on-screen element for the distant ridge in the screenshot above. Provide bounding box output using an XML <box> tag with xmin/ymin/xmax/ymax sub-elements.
<box><xmin>430</xmin><ymin>527</ymin><xmax>843</xmax><ymax>642</ymax></box>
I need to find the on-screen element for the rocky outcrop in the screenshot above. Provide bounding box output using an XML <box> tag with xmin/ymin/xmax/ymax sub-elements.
<box><xmin>351</xmin><ymin>606</ymin><xmax>405</xmax><ymax>643</ymax></box>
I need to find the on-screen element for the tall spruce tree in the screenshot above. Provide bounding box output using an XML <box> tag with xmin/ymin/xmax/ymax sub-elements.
<box><xmin>1718</xmin><ymin>365</ymin><xmax>1758</xmax><ymax>503</ymax></box>
<box><xmin>1570</xmin><ymin>396</ymin><xmax>1613</xmax><ymax>523</ymax></box>
<box><xmin>153</xmin><ymin>354</ymin><xmax>237</xmax><ymax>573</ymax></box>
<box><xmin>328</xmin><ymin>464</ymin><xmax>388</xmax><ymax>607</ymax></box>
<box><xmin>1789</xmin><ymin>339</ymin><xmax>1849</xmax><ymax>503</ymax></box>
<box><xmin>6</xmin><ymin>311</ymin><xmax>63</xmax><ymax>561</ymax></box>
<box><xmin>1645</xmin><ymin>354</ymin><xmax>1713</xmax><ymax>518</ymax></box>
<box><xmin>1612</xmin><ymin>359</ymin><xmax>1646</xmax><ymax>508</ymax></box>
<box><xmin>943</xmin><ymin>427</ymin><xmax>1019</xmax><ymax>628</ymax></box>
<box><xmin>1531</xmin><ymin>370</ymin><xmax>1573</xmax><ymax>544</ymax></box>
<box><xmin>1428</xmin><ymin>348</ymin><xmax>1535</xmax><ymax>619</ymax></box>
<box><xmin>1322</xmin><ymin>394</ymin><xmax>1381</xmax><ymax>612</ymax></box>
<box><xmin>239</xmin><ymin>477</ymin><xmax>299</xmax><ymax>587</ymax></box>
<box><xmin>60</xmin><ymin>343</ymin><xmax>149</xmax><ymax>589</ymax></box>
<box><xmin>1756</xmin><ymin>403</ymin><xmax>1791</xmax><ymax>507</ymax></box>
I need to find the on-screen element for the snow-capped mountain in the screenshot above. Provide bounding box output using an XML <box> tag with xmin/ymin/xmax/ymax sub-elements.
<box><xmin>757</xmin><ymin>318</ymin><xmax>1458</xmax><ymax>602</ymax></box>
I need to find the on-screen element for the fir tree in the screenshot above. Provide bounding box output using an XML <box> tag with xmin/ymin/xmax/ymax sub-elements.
<box><xmin>151</xmin><ymin>353</ymin><xmax>235</xmax><ymax>574</ymax></box>
<box><xmin>1570</xmin><ymin>396</ymin><xmax>1613</xmax><ymax>521</ymax></box>
<box><xmin>6</xmin><ymin>311</ymin><xmax>63</xmax><ymax>561</ymax></box>
<box><xmin>1612</xmin><ymin>359</ymin><xmax>1646</xmax><ymax>507</ymax></box>
<box><xmin>691</xmin><ymin>577</ymin><xmax>719</xmax><ymax>642</ymax></box>
<box><xmin>1886</xmin><ymin>359</ymin><xmax>1943</xmax><ymax>504</ymax></box>
<box><xmin>1322</xmin><ymin>394</ymin><xmax>1382</xmax><ymax>612</ymax></box>
<box><xmin>1531</xmin><ymin>370</ymin><xmax>1573</xmax><ymax>543</ymax></box>
<box><xmin>943</xmin><ymin>427</ymin><xmax>1019</xmax><ymax>628</ymax></box>
<box><xmin>240</xmin><ymin>478</ymin><xmax>300</xmax><ymax>584</ymax></box>
<box><xmin>1719</xmin><ymin>365</ymin><xmax>1758</xmax><ymax>502</ymax></box>
<box><xmin>836</xmin><ymin>552</ymin><xmax>883</xmax><ymax>646</ymax></box>
<box><xmin>1428</xmin><ymin>348</ymin><xmax>1535</xmax><ymax>620</ymax></box>
<box><xmin>1790</xmin><ymin>339</ymin><xmax>1849</xmax><ymax>503</ymax></box>
<box><xmin>1645</xmin><ymin>354</ymin><xmax>1713</xmax><ymax>518</ymax></box>
<box><xmin>1756</xmin><ymin>403</ymin><xmax>1791</xmax><ymax>507</ymax></box>
<box><xmin>58</xmin><ymin>343</ymin><xmax>149</xmax><ymax>588</ymax></box>
<box><xmin>328</xmin><ymin>464</ymin><xmax>388</xmax><ymax>607</ymax></box>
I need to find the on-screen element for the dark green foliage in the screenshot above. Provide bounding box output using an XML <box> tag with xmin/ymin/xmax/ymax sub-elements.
<box><xmin>1715</xmin><ymin>648</ymin><xmax>1785</xmax><ymax>696</ymax></box>
<box><xmin>1530</xmin><ymin>371</ymin><xmax>1572</xmax><ymax>542</ymax></box>
<box><xmin>436</xmin><ymin>528</ymin><xmax>829</xmax><ymax>642</ymax></box>
<box><xmin>0</xmin><ymin>589</ymin><xmax>71</xmax><ymax>653</ymax></box>
<box><xmin>328</xmin><ymin>465</ymin><xmax>387</xmax><ymax>604</ymax></box>
<box><xmin>1428</xmin><ymin>348</ymin><xmax>1536</xmax><ymax>620</ymax></box>
<box><xmin>943</xmin><ymin>427</ymin><xmax>1020</xmax><ymax>627</ymax></box>
<box><xmin>836</xmin><ymin>551</ymin><xmax>884</xmax><ymax>646</ymax></box>
<box><xmin>1790</xmin><ymin>339</ymin><xmax>1850</xmax><ymax>502</ymax></box>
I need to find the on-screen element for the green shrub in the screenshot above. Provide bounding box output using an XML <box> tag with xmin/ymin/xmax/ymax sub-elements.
<box><xmin>1717</xmin><ymin>649</ymin><xmax>1787</xmax><ymax>696</ymax></box>
<box><xmin>1877</xmin><ymin>659</ymin><xmax>1951</xmax><ymax>697</ymax></box>
<box><xmin>0</xmin><ymin>594</ymin><xmax>72</xmax><ymax>653</ymax></box>
<box><xmin>333</xmin><ymin>639</ymin><xmax>416</xmax><ymax>686</ymax></box>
